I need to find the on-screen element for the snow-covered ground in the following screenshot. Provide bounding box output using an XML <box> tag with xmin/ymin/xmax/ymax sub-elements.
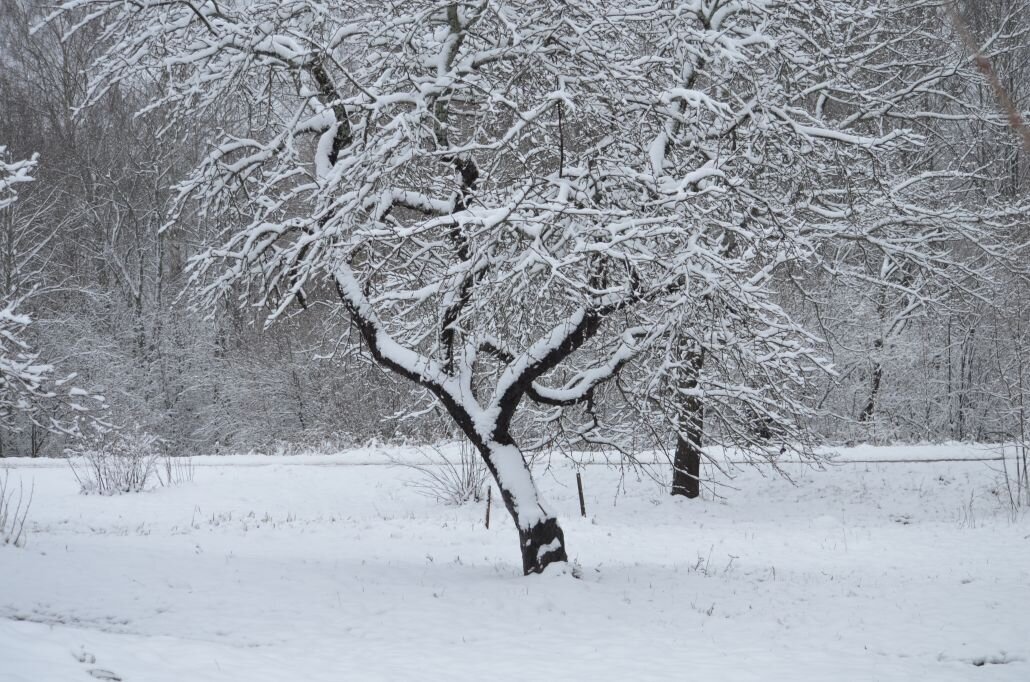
<box><xmin>1</xmin><ymin>444</ymin><xmax>1027</xmax><ymax>681</ymax></box>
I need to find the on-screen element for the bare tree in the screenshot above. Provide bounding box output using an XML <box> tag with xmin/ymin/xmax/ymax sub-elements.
<box><xmin>0</xmin><ymin>145</ymin><xmax>107</xmax><ymax>447</ymax></box>
<box><xmin>0</xmin><ymin>150</ymin><xmax>54</xmax><ymax>433</ymax></box>
<box><xmin>607</xmin><ymin>0</ymin><xmax>1025</xmax><ymax>493</ymax></box>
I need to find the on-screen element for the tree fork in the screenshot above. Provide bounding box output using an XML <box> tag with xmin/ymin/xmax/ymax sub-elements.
<box><xmin>340</xmin><ymin>281</ymin><xmax>568</xmax><ymax>575</ymax></box>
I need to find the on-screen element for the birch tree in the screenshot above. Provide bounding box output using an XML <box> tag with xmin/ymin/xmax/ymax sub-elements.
<box><xmin>53</xmin><ymin>0</ymin><xmax>1026</xmax><ymax>572</ymax></box>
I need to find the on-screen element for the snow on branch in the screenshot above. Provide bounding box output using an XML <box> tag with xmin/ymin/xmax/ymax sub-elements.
<box><xmin>0</xmin><ymin>149</ymin><xmax>37</xmax><ymax>210</ymax></box>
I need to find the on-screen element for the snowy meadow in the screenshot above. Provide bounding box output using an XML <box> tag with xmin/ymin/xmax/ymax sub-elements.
<box><xmin>2</xmin><ymin>444</ymin><xmax>1027</xmax><ymax>681</ymax></box>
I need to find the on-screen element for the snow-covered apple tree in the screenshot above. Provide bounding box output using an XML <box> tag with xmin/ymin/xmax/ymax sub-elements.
<box><xmin>52</xmin><ymin>0</ymin><xmax>1025</xmax><ymax>572</ymax></box>
<box><xmin>614</xmin><ymin>0</ymin><xmax>1028</xmax><ymax>495</ymax></box>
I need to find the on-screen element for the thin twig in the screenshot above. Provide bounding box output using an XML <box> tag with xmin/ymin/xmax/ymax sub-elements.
<box><xmin>947</xmin><ymin>2</ymin><xmax>1030</xmax><ymax>152</ymax></box>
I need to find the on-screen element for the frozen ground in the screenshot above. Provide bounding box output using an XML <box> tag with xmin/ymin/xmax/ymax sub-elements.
<box><xmin>1</xmin><ymin>443</ymin><xmax>1027</xmax><ymax>681</ymax></box>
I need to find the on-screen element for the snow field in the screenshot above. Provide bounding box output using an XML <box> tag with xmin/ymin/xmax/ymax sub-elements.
<box><xmin>1</xmin><ymin>444</ymin><xmax>1027</xmax><ymax>681</ymax></box>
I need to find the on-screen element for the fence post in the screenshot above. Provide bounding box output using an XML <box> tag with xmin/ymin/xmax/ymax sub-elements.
<box><xmin>576</xmin><ymin>471</ymin><xmax>586</xmax><ymax>517</ymax></box>
<box><xmin>485</xmin><ymin>485</ymin><xmax>492</xmax><ymax>529</ymax></box>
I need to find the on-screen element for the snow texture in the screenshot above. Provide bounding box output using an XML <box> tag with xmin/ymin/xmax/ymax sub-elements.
<box><xmin>1</xmin><ymin>443</ymin><xmax>1027</xmax><ymax>681</ymax></box>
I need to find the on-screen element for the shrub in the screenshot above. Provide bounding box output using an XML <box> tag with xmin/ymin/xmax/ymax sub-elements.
<box><xmin>67</xmin><ymin>429</ymin><xmax>162</xmax><ymax>495</ymax></box>
<box><xmin>395</xmin><ymin>441</ymin><xmax>489</xmax><ymax>506</ymax></box>
<box><xmin>0</xmin><ymin>470</ymin><xmax>32</xmax><ymax>547</ymax></box>
<box><xmin>156</xmin><ymin>454</ymin><xmax>195</xmax><ymax>488</ymax></box>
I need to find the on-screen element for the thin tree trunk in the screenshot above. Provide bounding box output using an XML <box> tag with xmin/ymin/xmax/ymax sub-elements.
<box><xmin>957</xmin><ymin>326</ymin><xmax>975</xmax><ymax>440</ymax></box>
<box><xmin>859</xmin><ymin>339</ymin><xmax>883</xmax><ymax>422</ymax></box>
<box><xmin>947</xmin><ymin>316</ymin><xmax>954</xmax><ymax>436</ymax></box>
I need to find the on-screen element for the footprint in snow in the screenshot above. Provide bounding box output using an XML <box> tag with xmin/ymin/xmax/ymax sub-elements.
<box><xmin>74</xmin><ymin>648</ymin><xmax>123</xmax><ymax>681</ymax></box>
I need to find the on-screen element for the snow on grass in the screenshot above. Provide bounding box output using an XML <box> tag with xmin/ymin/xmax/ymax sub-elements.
<box><xmin>0</xmin><ymin>444</ymin><xmax>1027</xmax><ymax>681</ymax></box>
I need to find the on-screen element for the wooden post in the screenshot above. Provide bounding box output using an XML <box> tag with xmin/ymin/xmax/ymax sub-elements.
<box><xmin>485</xmin><ymin>485</ymin><xmax>491</xmax><ymax>529</ymax></box>
<box><xmin>576</xmin><ymin>471</ymin><xmax>586</xmax><ymax>517</ymax></box>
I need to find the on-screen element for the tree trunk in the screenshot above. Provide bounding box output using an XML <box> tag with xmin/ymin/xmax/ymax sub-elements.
<box><xmin>858</xmin><ymin>338</ymin><xmax>883</xmax><ymax>423</ymax></box>
<box><xmin>517</xmin><ymin>516</ymin><xmax>567</xmax><ymax>575</ymax></box>
<box><xmin>471</xmin><ymin>433</ymin><xmax>567</xmax><ymax>574</ymax></box>
<box><xmin>671</xmin><ymin>348</ymin><xmax>704</xmax><ymax>498</ymax></box>
<box><xmin>672</xmin><ymin>431</ymin><xmax>701</xmax><ymax>498</ymax></box>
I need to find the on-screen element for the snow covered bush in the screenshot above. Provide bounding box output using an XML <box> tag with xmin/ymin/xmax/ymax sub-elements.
<box><xmin>397</xmin><ymin>442</ymin><xmax>488</xmax><ymax>506</ymax></box>
<box><xmin>0</xmin><ymin>470</ymin><xmax>32</xmax><ymax>547</ymax></box>
<box><xmin>68</xmin><ymin>429</ymin><xmax>162</xmax><ymax>495</ymax></box>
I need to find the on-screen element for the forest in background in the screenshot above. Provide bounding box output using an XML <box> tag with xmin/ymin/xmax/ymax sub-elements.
<box><xmin>0</xmin><ymin>0</ymin><xmax>1027</xmax><ymax>460</ymax></box>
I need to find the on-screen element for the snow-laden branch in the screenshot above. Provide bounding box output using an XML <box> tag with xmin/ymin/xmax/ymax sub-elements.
<box><xmin>0</xmin><ymin>150</ymin><xmax>37</xmax><ymax>211</ymax></box>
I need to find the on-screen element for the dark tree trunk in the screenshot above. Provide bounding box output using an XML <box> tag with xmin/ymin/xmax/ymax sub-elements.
<box><xmin>517</xmin><ymin>516</ymin><xmax>567</xmax><ymax>575</ymax></box>
<box><xmin>671</xmin><ymin>348</ymin><xmax>704</xmax><ymax>498</ymax></box>
<box><xmin>467</xmin><ymin>428</ymin><xmax>567</xmax><ymax>574</ymax></box>
<box><xmin>858</xmin><ymin>339</ymin><xmax>883</xmax><ymax>423</ymax></box>
<box><xmin>672</xmin><ymin>431</ymin><xmax>702</xmax><ymax>498</ymax></box>
<box><xmin>959</xmin><ymin>327</ymin><xmax>976</xmax><ymax>440</ymax></box>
